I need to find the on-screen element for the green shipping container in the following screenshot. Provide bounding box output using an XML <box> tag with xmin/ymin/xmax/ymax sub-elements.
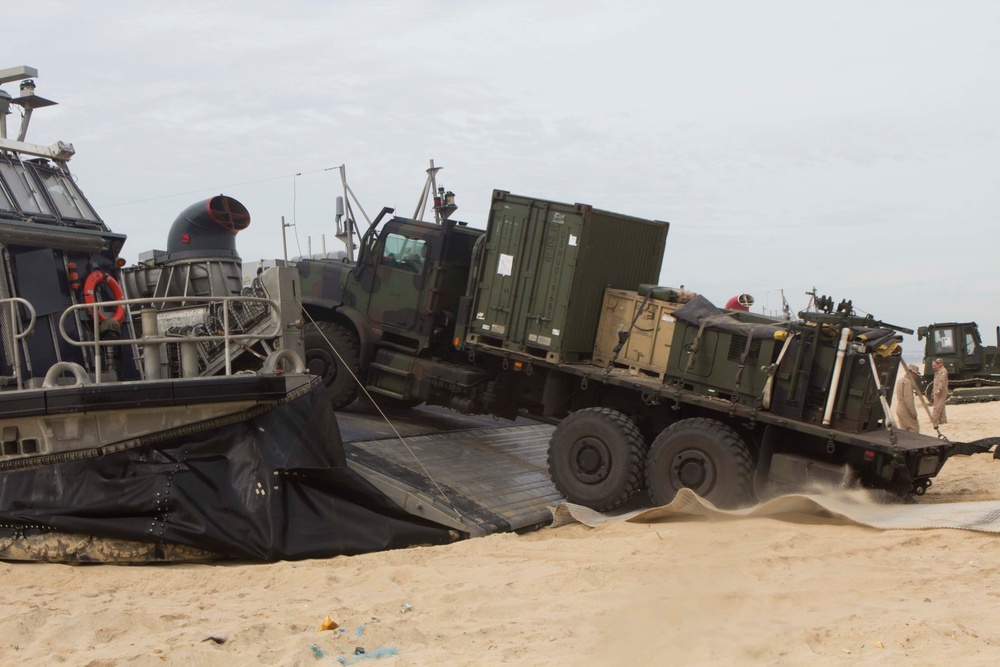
<box><xmin>467</xmin><ymin>190</ymin><xmax>669</xmax><ymax>363</ymax></box>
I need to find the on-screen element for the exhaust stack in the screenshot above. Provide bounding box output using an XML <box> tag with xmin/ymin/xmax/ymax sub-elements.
<box><xmin>166</xmin><ymin>195</ymin><xmax>250</xmax><ymax>262</ymax></box>
<box><xmin>123</xmin><ymin>195</ymin><xmax>251</xmax><ymax>299</ymax></box>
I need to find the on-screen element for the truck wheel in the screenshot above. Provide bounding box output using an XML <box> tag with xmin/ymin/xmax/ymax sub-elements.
<box><xmin>547</xmin><ymin>408</ymin><xmax>647</xmax><ymax>512</ymax></box>
<box><xmin>303</xmin><ymin>322</ymin><xmax>360</xmax><ymax>410</ymax></box>
<box><xmin>646</xmin><ymin>418</ymin><xmax>753</xmax><ymax>509</ymax></box>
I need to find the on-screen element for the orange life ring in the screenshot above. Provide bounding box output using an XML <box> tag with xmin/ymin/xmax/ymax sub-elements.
<box><xmin>83</xmin><ymin>270</ymin><xmax>126</xmax><ymax>324</ymax></box>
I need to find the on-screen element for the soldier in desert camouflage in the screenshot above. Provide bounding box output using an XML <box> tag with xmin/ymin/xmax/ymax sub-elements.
<box><xmin>895</xmin><ymin>364</ymin><xmax>920</xmax><ymax>433</ymax></box>
<box><xmin>932</xmin><ymin>358</ymin><xmax>949</xmax><ymax>425</ymax></box>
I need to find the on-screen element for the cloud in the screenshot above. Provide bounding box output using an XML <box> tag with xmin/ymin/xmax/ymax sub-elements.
<box><xmin>6</xmin><ymin>0</ymin><xmax>1000</xmax><ymax>348</ymax></box>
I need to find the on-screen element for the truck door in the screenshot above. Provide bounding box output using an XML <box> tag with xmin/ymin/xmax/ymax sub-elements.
<box><xmin>366</xmin><ymin>228</ymin><xmax>427</xmax><ymax>333</ymax></box>
<box><xmin>962</xmin><ymin>325</ymin><xmax>982</xmax><ymax>369</ymax></box>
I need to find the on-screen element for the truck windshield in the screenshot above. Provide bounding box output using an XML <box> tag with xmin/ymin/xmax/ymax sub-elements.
<box><xmin>933</xmin><ymin>328</ymin><xmax>955</xmax><ymax>354</ymax></box>
<box><xmin>382</xmin><ymin>232</ymin><xmax>426</xmax><ymax>273</ymax></box>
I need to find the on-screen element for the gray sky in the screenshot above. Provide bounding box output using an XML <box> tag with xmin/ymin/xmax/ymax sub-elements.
<box><xmin>7</xmin><ymin>0</ymin><xmax>1000</xmax><ymax>355</ymax></box>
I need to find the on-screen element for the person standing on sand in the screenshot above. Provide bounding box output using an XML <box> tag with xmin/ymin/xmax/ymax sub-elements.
<box><xmin>895</xmin><ymin>364</ymin><xmax>920</xmax><ymax>433</ymax></box>
<box><xmin>932</xmin><ymin>358</ymin><xmax>949</xmax><ymax>425</ymax></box>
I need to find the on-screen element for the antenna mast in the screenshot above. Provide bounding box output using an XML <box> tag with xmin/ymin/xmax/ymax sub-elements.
<box><xmin>335</xmin><ymin>165</ymin><xmax>371</xmax><ymax>262</ymax></box>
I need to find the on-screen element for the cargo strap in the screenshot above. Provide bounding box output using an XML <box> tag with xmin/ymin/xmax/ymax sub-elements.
<box><xmin>604</xmin><ymin>292</ymin><xmax>652</xmax><ymax>375</ymax></box>
<box><xmin>867</xmin><ymin>353</ymin><xmax>898</xmax><ymax>448</ymax></box>
<box><xmin>747</xmin><ymin>393</ymin><xmax>764</xmax><ymax>428</ymax></box>
<box><xmin>683</xmin><ymin>321</ymin><xmax>708</xmax><ymax>374</ymax></box>
<box><xmin>760</xmin><ymin>332</ymin><xmax>795</xmax><ymax>410</ymax></box>
<box><xmin>729</xmin><ymin>334</ymin><xmax>756</xmax><ymax>416</ymax></box>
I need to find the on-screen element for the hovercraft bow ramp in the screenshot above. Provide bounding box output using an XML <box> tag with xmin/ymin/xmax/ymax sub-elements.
<box><xmin>337</xmin><ymin>408</ymin><xmax>562</xmax><ymax>537</ymax></box>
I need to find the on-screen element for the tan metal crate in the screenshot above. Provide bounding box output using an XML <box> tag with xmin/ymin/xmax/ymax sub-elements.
<box><xmin>593</xmin><ymin>288</ymin><xmax>682</xmax><ymax>379</ymax></box>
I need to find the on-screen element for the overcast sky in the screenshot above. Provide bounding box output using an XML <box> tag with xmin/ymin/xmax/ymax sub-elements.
<box><xmin>6</xmin><ymin>0</ymin><xmax>999</xmax><ymax>355</ymax></box>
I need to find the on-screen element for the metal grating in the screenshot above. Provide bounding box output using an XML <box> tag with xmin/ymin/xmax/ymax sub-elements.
<box><xmin>727</xmin><ymin>334</ymin><xmax>762</xmax><ymax>363</ymax></box>
<box><xmin>345</xmin><ymin>423</ymin><xmax>563</xmax><ymax>536</ymax></box>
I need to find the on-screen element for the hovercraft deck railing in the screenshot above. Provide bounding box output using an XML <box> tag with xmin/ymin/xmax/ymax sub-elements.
<box><xmin>0</xmin><ymin>297</ymin><xmax>37</xmax><ymax>390</ymax></box>
<box><xmin>58</xmin><ymin>295</ymin><xmax>292</xmax><ymax>383</ymax></box>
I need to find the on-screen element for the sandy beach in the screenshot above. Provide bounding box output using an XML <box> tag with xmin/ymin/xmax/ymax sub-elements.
<box><xmin>2</xmin><ymin>402</ymin><xmax>999</xmax><ymax>666</ymax></box>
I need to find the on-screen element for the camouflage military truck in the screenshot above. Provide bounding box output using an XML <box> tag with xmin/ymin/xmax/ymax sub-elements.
<box><xmin>917</xmin><ymin>322</ymin><xmax>1000</xmax><ymax>403</ymax></box>
<box><xmin>297</xmin><ymin>190</ymin><xmax>998</xmax><ymax>512</ymax></box>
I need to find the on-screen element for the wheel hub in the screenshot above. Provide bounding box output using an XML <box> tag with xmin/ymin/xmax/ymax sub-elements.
<box><xmin>306</xmin><ymin>350</ymin><xmax>336</xmax><ymax>384</ymax></box>
<box><xmin>570</xmin><ymin>437</ymin><xmax>611</xmax><ymax>484</ymax></box>
<box><xmin>670</xmin><ymin>448</ymin><xmax>716</xmax><ymax>493</ymax></box>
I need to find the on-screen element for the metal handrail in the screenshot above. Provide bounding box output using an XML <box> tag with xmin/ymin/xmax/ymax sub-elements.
<box><xmin>58</xmin><ymin>295</ymin><xmax>285</xmax><ymax>382</ymax></box>
<box><xmin>0</xmin><ymin>296</ymin><xmax>37</xmax><ymax>390</ymax></box>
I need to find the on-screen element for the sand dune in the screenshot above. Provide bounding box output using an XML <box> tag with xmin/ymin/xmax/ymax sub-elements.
<box><xmin>2</xmin><ymin>402</ymin><xmax>999</xmax><ymax>665</ymax></box>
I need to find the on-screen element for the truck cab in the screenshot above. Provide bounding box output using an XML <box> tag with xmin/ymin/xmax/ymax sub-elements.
<box><xmin>918</xmin><ymin>322</ymin><xmax>983</xmax><ymax>372</ymax></box>
<box><xmin>359</xmin><ymin>215</ymin><xmax>482</xmax><ymax>356</ymax></box>
<box><xmin>917</xmin><ymin>322</ymin><xmax>1000</xmax><ymax>397</ymax></box>
<box><xmin>298</xmin><ymin>212</ymin><xmax>484</xmax><ymax>407</ymax></box>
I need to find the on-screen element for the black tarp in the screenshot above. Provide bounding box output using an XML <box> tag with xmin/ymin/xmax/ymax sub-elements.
<box><xmin>672</xmin><ymin>295</ymin><xmax>903</xmax><ymax>352</ymax></box>
<box><xmin>672</xmin><ymin>295</ymin><xmax>787</xmax><ymax>338</ymax></box>
<box><xmin>0</xmin><ymin>387</ymin><xmax>452</xmax><ymax>561</ymax></box>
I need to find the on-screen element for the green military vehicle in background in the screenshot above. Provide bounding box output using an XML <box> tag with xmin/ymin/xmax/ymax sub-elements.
<box><xmin>296</xmin><ymin>189</ymin><xmax>997</xmax><ymax>512</ymax></box>
<box><xmin>917</xmin><ymin>322</ymin><xmax>1000</xmax><ymax>403</ymax></box>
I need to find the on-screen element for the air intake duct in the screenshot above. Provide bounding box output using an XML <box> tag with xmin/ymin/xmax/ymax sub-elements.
<box><xmin>165</xmin><ymin>195</ymin><xmax>250</xmax><ymax>262</ymax></box>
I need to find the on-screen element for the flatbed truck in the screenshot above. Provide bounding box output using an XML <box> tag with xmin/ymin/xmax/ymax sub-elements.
<box><xmin>297</xmin><ymin>190</ymin><xmax>997</xmax><ymax>511</ymax></box>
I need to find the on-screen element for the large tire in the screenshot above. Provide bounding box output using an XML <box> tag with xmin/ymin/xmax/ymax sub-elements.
<box><xmin>646</xmin><ymin>418</ymin><xmax>754</xmax><ymax>509</ymax></box>
<box><xmin>303</xmin><ymin>321</ymin><xmax>360</xmax><ymax>410</ymax></box>
<box><xmin>547</xmin><ymin>408</ymin><xmax>647</xmax><ymax>512</ymax></box>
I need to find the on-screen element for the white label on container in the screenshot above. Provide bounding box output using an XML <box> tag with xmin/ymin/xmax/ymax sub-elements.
<box><xmin>497</xmin><ymin>253</ymin><xmax>514</xmax><ymax>277</ymax></box>
<box><xmin>568</xmin><ymin>234</ymin><xmax>578</xmax><ymax>246</ymax></box>
<box><xmin>553</xmin><ymin>213</ymin><xmax>565</xmax><ymax>224</ymax></box>
<box><xmin>538</xmin><ymin>335</ymin><xmax>552</xmax><ymax>346</ymax></box>
<box><xmin>482</xmin><ymin>324</ymin><xmax>491</xmax><ymax>331</ymax></box>
<box><xmin>493</xmin><ymin>324</ymin><xmax>506</xmax><ymax>335</ymax></box>
<box><xmin>528</xmin><ymin>334</ymin><xmax>538</xmax><ymax>342</ymax></box>
<box><xmin>552</xmin><ymin>329</ymin><xmax>561</xmax><ymax>336</ymax></box>
<box><xmin>661</xmin><ymin>315</ymin><xmax>675</xmax><ymax>322</ymax></box>
<box><xmin>476</xmin><ymin>311</ymin><xmax>485</xmax><ymax>320</ymax></box>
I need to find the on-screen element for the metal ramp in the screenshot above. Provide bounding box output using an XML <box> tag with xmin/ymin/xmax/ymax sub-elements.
<box><xmin>343</xmin><ymin>423</ymin><xmax>563</xmax><ymax>537</ymax></box>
